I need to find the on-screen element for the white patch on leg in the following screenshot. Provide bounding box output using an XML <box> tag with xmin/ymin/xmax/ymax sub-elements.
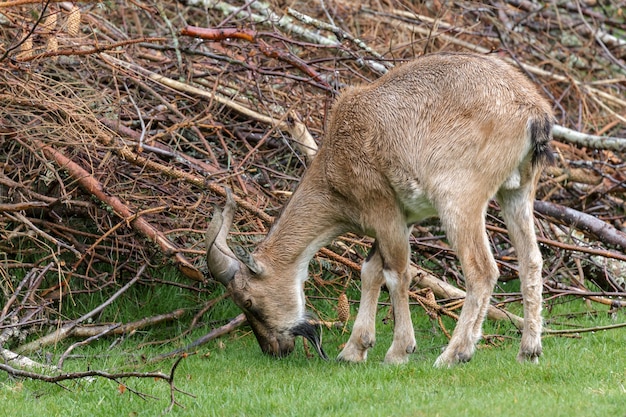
<box><xmin>383</xmin><ymin>269</ymin><xmax>399</xmax><ymax>291</ymax></box>
<box><xmin>501</xmin><ymin>168</ymin><xmax>521</xmax><ymax>190</ymax></box>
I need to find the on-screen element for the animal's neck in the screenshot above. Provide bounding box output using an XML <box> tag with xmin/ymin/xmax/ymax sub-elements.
<box><xmin>255</xmin><ymin>173</ymin><xmax>345</xmax><ymax>280</ymax></box>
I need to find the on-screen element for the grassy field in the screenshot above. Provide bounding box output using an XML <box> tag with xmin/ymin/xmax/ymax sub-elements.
<box><xmin>1</xmin><ymin>278</ymin><xmax>625</xmax><ymax>417</ymax></box>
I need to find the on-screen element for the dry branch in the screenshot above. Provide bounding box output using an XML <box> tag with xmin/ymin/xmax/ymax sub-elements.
<box><xmin>286</xmin><ymin>7</ymin><xmax>391</xmax><ymax>73</ymax></box>
<box><xmin>15</xmin><ymin>37</ymin><xmax>168</xmax><ymax>62</ymax></box>
<box><xmin>0</xmin><ymin>201</ymin><xmax>48</xmax><ymax>212</ymax></box>
<box><xmin>545</xmin><ymin>280</ymin><xmax>626</xmax><ymax>309</ymax></box>
<box><xmin>196</xmin><ymin>0</ymin><xmax>338</xmax><ymax>46</ymax></box>
<box><xmin>411</xmin><ymin>266</ymin><xmax>525</xmax><ymax>329</ymax></box>
<box><xmin>5</xmin><ymin>211</ymin><xmax>80</xmax><ymax>256</ymax></box>
<box><xmin>33</xmin><ymin>139</ymin><xmax>203</xmax><ymax>281</ymax></box>
<box><xmin>71</xmin><ymin>309</ymin><xmax>187</xmax><ymax>339</ymax></box>
<box><xmin>552</xmin><ymin>125</ymin><xmax>626</xmax><ymax>152</ymax></box>
<box><xmin>0</xmin><ymin>348</ymin><xmax>58</xmax><ymax>372</ymax></box>
<box><xmin>534</xmin><ymin>201</ymin><xmax>626</xmax><ymax>251</ymax></box>
<box><xmin>542</xmin><ymin>322</ymin><xmax>626</xmax><ymax>336</ymax></box>
<box><xmin>486</xmin><ymin>224</ymin><xmax>626</xmax><ymax>263</ymax></box>
<box><xmin>0</xmin><ymin>0</ymin><xmax>69</xmax><ymax>7</ymax></box>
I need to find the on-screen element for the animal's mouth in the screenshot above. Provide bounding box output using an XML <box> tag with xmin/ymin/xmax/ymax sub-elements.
<box><xmin>245</xmin><ymin>311</ymin><xmax>328</xmax><ymax>360</ymax></box>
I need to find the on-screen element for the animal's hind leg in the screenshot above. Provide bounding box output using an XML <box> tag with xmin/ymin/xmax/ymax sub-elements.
<box><xmin>497</xmin><ymin>180</ymin><xmax>543</xmax><ymax>363</ymax></box>
<box><xmin>337</xmin><ymin>242</ymin><xmax>385</xmax><ymax>363</ymax></box>
<box><xmin>434</xmin><ymin>204</ymin><xmax>499</xmax><ymax>367</ymax></box>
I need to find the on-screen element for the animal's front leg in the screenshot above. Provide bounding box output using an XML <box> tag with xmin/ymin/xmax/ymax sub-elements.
<box><xmin>383</xmin><ymin>268</ymin><xmax>416</xmax><ymax>364</ymax></box>
<box><xmin>338</xmin><ymin>243</ymin><xmax>384</xmax><ymax>363</ymax></box>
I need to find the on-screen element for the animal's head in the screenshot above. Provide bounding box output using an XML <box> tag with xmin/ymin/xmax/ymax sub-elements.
<box><xmin>205</xmin><ymin>191</ymin><xmax>327</xmax><ymax>359</ymax></box>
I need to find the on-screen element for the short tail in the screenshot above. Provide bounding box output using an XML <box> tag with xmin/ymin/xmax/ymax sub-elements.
<box><xmin>529</xmin><ymin>115</ymin><xmax>554</xmax><ymax>167</ymax></box>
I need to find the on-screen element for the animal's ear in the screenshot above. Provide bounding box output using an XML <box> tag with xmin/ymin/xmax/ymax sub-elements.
<box><xmin>234</xmin><ymin>246</ymin><xmax>264</xmax><ymax>276</ymax></box>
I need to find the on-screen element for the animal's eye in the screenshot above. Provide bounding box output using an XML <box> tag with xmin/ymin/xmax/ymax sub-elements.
<box><xmin>243</xmin><ymin>299</ymin><xmax>252</xmax><ymax>309</ymax></box>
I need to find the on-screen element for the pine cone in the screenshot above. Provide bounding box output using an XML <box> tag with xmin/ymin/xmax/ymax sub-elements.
<box><xmin>42</xmin><ymin>12</ymin><xmax>57</xmax><ymax>34</ymax></box>
<box><xmin>337</xmin><ymin>293</ymin><xmax>350</xmax><ymax>323</ymax></box>
<box><xmin>46</xmin><ymin>36</ymin><xmax>58</xmax><ymax>62</ymax></box>
<box><xmin>18</xmin><ymin>34</ymin><xmax>32</xmax><ymax>60</ymax></box>
<box><xmin>66</xmin><ymin>6</ymin><xmax>81</xmax><ymax>37</ymax></box>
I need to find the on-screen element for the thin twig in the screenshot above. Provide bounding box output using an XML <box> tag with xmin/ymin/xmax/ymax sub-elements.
<box><xmin>154</xmin><ymin>313</ymin><xmax>246</xmax><ymax>361</ymax></box>
<box><xmin>16</xmin><ymin>265</ymin><xmax>146</xmax><ymax>354</ymax></box>
<box><xmin>57</xmin><ymin>324</ymin><xmax>122</xmax><ymax>369</ymax></box>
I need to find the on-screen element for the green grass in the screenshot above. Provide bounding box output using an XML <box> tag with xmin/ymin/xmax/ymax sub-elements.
<box><xmin>1</xmin><ymin>327</ymin><xmax>624</xmax><ymax>417</ymax></box>
<box><xmin>1</xmin><ymin>276</ymin><xmax>625</xmax><ymax>416</ymax></box>
<box><xmin>0</xmin><ymin>300</ymin><xmax>626</xmax><ymax>416</ymax></box>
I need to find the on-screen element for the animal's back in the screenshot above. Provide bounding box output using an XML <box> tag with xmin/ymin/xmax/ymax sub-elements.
<box><xmin>321</xmin><ymin>52</ymin><xmax>553</xmax><ymax>220</ymax></box>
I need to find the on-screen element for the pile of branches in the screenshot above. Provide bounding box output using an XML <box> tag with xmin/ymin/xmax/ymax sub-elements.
<box><xmin>1</xmin><ymin>0</ymin><xmax>625</xmax><ymax>382</ymax></box>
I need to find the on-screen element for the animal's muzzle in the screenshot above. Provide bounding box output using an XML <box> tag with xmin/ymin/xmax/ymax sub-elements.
<box><xmin>247</xmin><ymin>315</ymin><xmax>327</xmax><ymax>360</ymax></box>
<box><xmin>258</xmin><ymin>332</ymin><xmax>296</xmax><ymax>358</ymax></box>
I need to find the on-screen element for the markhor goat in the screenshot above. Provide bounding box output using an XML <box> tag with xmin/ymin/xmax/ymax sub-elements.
<box><xmin>206</xmin><ymin>52</ymin><xmax>553</xmax><ymax>366</ymax></box>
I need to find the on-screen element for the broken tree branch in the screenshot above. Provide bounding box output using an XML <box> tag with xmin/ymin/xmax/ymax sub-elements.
<box><xmin>0</xmin><ymin>348</ymin><xmax>59</xmax><ymax>372</ymax></box>
<box><xmin>552</xmin><ymin>125</ymin><xmax>626</xmax><ymax>152</ymax></box>
<box><xmin>534</xmin><ymin>201</ymin><xmax>626</xmax><ymax>251</ymax></box>
<box><xmin>32</xmin><ymin>138</ymin><xmax>203</xmax><ymax>281</ymax></box>
<box><xmin>410</xmin><ymin>265</ymin><xmax>525</xmax><ymax>329</ymax></box>
<box><xmin>70</xmin><ymin>308</ymin><xmax>187</xmax><ymax>339</ymax></box>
